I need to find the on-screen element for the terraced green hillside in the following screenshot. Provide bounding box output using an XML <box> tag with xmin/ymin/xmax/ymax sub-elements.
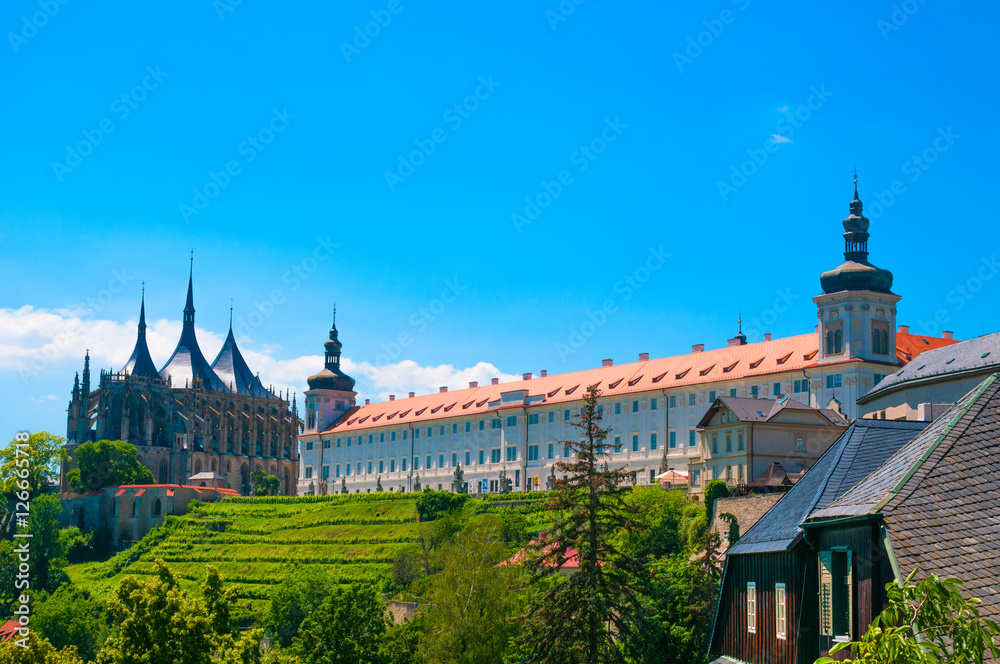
<box><xmin>66</xmin><ymin>494</ymin><xmax>423</xmax><ymax>623</ymax></box>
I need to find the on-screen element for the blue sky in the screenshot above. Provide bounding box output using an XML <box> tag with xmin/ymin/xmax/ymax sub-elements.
<box><xmin>2</xmin><ymin>0</ymin><xmax>998</xmax><ymax>440</ymax></box>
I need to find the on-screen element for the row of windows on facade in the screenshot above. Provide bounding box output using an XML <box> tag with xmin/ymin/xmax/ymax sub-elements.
<box><xmin>825</xmin><ymin>328</ymin><xmax>892</xmax><ymax>356</ymax></box>
<box><xmin>746</xmin><ymin>582</ymin><xmax>787</xmax><ymax>641</ymax></box>
<box><xmin>303</xmin><ymin>430</ymin><xmax>675</xmax><ymax>480</ymax></box>
<box><xmin>110</xmin><ymin>496</ymin><xmax>163</xmax><ymax>518</ymax></box>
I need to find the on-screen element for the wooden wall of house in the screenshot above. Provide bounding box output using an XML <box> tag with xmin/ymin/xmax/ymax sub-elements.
<box><xmin>810</xmin><ymin>522</ymin><xmax>889</xmax><ymax>661</ymax></box>
<box><xmin>711</xmin><ymin>549</ymin><xmax>809</xmax><ymax>664</ymax></box>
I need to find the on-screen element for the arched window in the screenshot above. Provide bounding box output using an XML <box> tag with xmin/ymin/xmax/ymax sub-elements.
<box><xmin>130</xmin><ymin>498</ymin><xmax>138</xmax><ymax>518</ymax></box>
<box><xmin>834</xmin><ymin>330</ymin><xmax>843</xmax><ymax>354</ymax></box>
<box><xmin>826</xmin><ymin>331</ymin><xmax>834</xmax><ymax>355</ymax></box>
<box><xmin>152</xmin><ymin>498</ymin><xmax>162</xmax><ymax>516</ymax></box>
<box><xmin>872</xmin><ymin>329</ymin><xmax>881</xmax><ymax>354</ymax></box>
<box><xmin>195</xmin><ymin>460</ymin><xmax>203</xmax><ymax>475</ymax></box>
<box><xmin>881</xmin><ymin>330</ymin><xmax>889</xmax><ymax>354</ymax></box>
<box><xmin>112</xmin><ymin>499</ymin><xmax>118</xmax><ymax>516</ymax></box>
<box><xmin>158</xmin><ymin>459</ymin><xmax>169</xmax><ymax>484</ymax></box>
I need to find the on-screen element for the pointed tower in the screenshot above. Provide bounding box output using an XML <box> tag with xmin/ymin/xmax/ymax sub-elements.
<box><xmin>211</xmin><ymin>304</ymin><xmax>272</xmax><ymax>397</ymax></box>
<box><xmin>82</xmin><ymin>350</ymin><xmax>91</xmax><ymax>396</ymax></box>
<box><xmin>121</xmin><ymin>287</ymin><xmax>160</xmax><ymax>379</ymax></box>
<box><xmin>814</xmin><ymin>175</ymin><xmax>900</xmax><ymax>365</ymax></box>
<box><xmin>304</xmin><ymin>309</ymin><xmax>357</xmax><ymax>433</ymax></box>
<box><xmin>158</xmin><ymin>255</ymin><xmax>224</xmax><ymax>390</ymax></box>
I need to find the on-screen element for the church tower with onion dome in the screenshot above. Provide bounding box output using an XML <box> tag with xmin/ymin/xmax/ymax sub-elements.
<box><xmin>814</xmin><ymin>175</ymin><xmax>901</xmax><ymax>366</ymax></box>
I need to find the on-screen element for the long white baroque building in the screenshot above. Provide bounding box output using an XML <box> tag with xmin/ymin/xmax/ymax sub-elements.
<box><xmin>296</xmin><ymin>183</ymin><xmax>956</xmax><ymax>495</ymax></box>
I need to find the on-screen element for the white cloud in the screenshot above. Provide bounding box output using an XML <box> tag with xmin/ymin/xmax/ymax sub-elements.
<box><xmin>777</xmin><ymin>104</ymin><xmax>790</xmax><ymax>112</ymax></box>
<box><xmin>32</xmin><ymin>395</ymin><xmax>60</xmax><ymax>402</ymax></box>
<box><xmin>770</xmin><ymin>133</ymin><xmax>793</xmax><ymax>144</ymax></box>
<box><xmin>0</xmin><ymin>307</ymin><xmax>515</xmax><ymax>407</ymax></box>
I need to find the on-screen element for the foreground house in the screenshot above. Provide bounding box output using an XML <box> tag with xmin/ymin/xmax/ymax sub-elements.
<box><xmin>710</xmin><ymin>373</ymin><xmax>1000</xmax><ymax>663</ymax></box>
<box><xmin>708</xmin><ymin>418</ymin><xmax>929</xmax><ymax>664</ymax></box>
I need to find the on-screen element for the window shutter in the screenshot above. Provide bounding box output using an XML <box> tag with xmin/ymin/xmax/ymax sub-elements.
<box><xmin>846</xmin><ymin>550</ymin><xmax>854</xmax><ymax>639</ymax></box>
<box><xmin>819</xmin><ymin>550</ymin><xmax>834</xmax><ymax>636</ymax></box>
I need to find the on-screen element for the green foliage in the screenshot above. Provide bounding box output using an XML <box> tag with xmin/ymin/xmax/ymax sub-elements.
<box><xmin>718</xmin><ymin>513</ymin><xmax>739</xmax><ymax>545</ymax></box>
<box><xmin>702</xmin><ymin>481</ymin><xmax>730</xmax><ymax>522</ymax></box>
<box><xmin>59</xmin><ymin>527</ymin><xmax>94</xmax><ymax>564</ymax></box>
<box><xmin>419</xmin><ymin>515</ymin><xmax>526</xmax><ymax>664</ymax></box>
<box><xmin>290</xmin><ymin>583</ymin><xmax>390</xmax><ymax>664</ymax></box>
<box><xmin>97</xmin><ymin>561</ymin><xmax>253</xmax><ymax>664</ymax></box>
<box><xmin>390</xmin><ymin>552</ymin><xmax>422</xmax><ymax>591</ymax></box>
<box><xmin>66</xmin><ymin>440</ymin><xmax>153</xmax><ymax>493</ymax></box>
<box><xmin>266</xmin><ymin>567</ymin><xmax>335</xmax><ymax>647</ymax></box>
<box><xmin>816</xmin><ymin>568</ymin><xmax>1000</xmax><ymax>664</ymax></box>
<box><xmin>32</xmin><ymin>584</ymin><xmax>106</xmax><ymax>662</ymax></box>
<box><xmin>624</xmin><ymin>536</ymin><xmax>722</xmax><ymax>664</ymax></box>
<box><xmin>380</xmin><ymin>615</ymin><xmax>425</xmax><ymax>664</ymax></box>
<box><xmin>0</xmin><ymin>635</ymin><xmax>84</xmax><ymax>664</ymax></box>
<box><xmin>415</xmin><ymin>490</ymin><xmax>469</xmax><ymax>521</ymax></box>
<box><xmin>679</xmin><ymin>504</ymin><xmax>708</xmax><ymax>551</ymax></box>
<box><xmin>612</xmin><ymin>488</ymin><xmax>691</xmax><ymax>560</ymax></box>
<box><xmin>27</xmin><ymin>494</ymin><xmax>68</xmax><ymax>593</ymax></box>
<box><xmin>518</xmin><ymin>386</ymin><xmax>651</xmax><ymax>663</ymax></box>
<box><xmin>0</xmin><ymin>431</ymin><xmax>66</xmax><ymax>497</ymax></box>
<box><xmin>249</xmin><ymin>470</ymin><xmax>281</xmax><ymax>496</ymax></box>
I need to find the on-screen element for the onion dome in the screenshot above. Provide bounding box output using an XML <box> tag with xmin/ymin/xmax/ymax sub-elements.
<box><xmin>212</xmin><ymin>307</ymin><xmax>273</xmax><ymax>397</ymax></box>
<box><xmin>121</xmin><ymin>287</ymin><xmax>160</xmax><ymax>379</ymax></box>
<box><xmin>158</xmin><ymin>256</ymin><xmax>225</xmax><ymax>390</ymax></box>
<box><xmin>307</xmin><ymin>309</ymin><xmax>356</xmax><ymax>392</ymax></box>
<box><xmin>820</xmin><ymin>176</ymin><xmax>895</xmax><ymax>295</ymax></box>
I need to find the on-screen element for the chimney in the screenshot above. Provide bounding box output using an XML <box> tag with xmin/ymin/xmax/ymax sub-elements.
<box><xmin>522</xmin><ymin>373</ymin><xmax>533</xmax><ymax>380</ymax></box>
<box><xmin>639</xmin><ymin>352</ymin><xmax>649</xmax><ymax>361</ymax></box>
<box><xmin>692</xmin><ymin>344</ymin><xmax>705</xmax><ymax>353</ymax></box>
<box><xmin>439</xmin><ymin>386</ymin><xmax>448</xmax><ymax>393</ymax></box>
<box><xmin>408</xmin><ymin>392</ymin><xmax>415</xmax><ymax>398</ymax></box>
<box><xmin>727</xmin><ymin>338</ymin><xmax>741</xmax><ymax>348</ymax></box>
<box><xmin>491</xmin><ymin>378</ymin><xmax>499</xmax><ymax>385</ymax></box>
<box><xmin>602</xmin><ymin>359</ymin><xmax>613</xmax><ymax>367</ymax></box>
<box><xmin>469</xmin><ymin>381</ymin><xmax>478</xmax><ymax>388</ymax></box>
<box><xmin>764</xmin><ymin>333</ymin><xmax>772</xmax><ymax>342</ymax></box>
<box><xmin>365</xmin><ymin>399</ymin><xmax>370</xmax><ymax>405</ymax></box>
<box><xmin>540</xmin><ymin>370</ymin><xmax>548</xmax><ymax>377</ymax></box>
<box><xmin>942</xmin><ymin>331</ymin><xmax>954</xmax><ymax>340</ymax></box>
<box><xmin>898</xmin><ymin>325</ymin><xmax>910</xmax><ymax>334</ymax></box>
<box><xmin>389</xmin><ymin>395</ymin><xmax>395</xmax><ymax>401</ymax></box>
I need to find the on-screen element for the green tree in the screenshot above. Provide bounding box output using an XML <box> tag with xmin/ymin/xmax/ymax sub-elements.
<box><xmin>380</xmin><ymin>615</ymin><xmax>425</xmax><ymax>664</ymax></box>
<box><xmin>27</xmin><ymin>494</ymin><xmax>68</xmax><ymax>593</ymax></box>
<box><xmin>817</xmin><ymin>569</ymin><xmax>1000</xmax><ymax>664</ymax></box>
<box><xmin>290</xmin><ymin>583</ymin><xmax>390</xmax><ymax>664</ymax></box>
<box><xmin>518</xmin><ymin>386</ymin><xmax>650</xmax><ymax>664</ymax></box>
<box><xmin>98</xmin><ymin>562</ymin><xmax>251</xmax><ymax>664</ymax></box>
<box><xmin>0</xmin><ymin>431</ymin><xmax>66</xmax><ymax>497</ymax></box>
<box><xmin>611</xmin><ymin>487</ymin><xmax>690</xmax><ymax>560</ymax></box>
<box><xmin>249</xmin><ymin>470</ymin><xmax>280</xmax><ymax>496</ymax></box>
<box><xmin>419</xmin><ymin>515</ymin><xmax>525</xmax><ymax>664</ymax></box>
<box><xmin>415</xmin><ymin>490</ymin><xmax>469</xmax><ymax>521</ymax></box>
<box><xmin>266</xmin><ymin>567</ymin><xmax>334</xmax><ymax>647</ymax></box>
<box><xmin>0</xmin><ymin>634</ymin><xmax>84</xmax><ymax>664</ymax></box>
<box><xmin>65</xmin><ymin>440</ymin><xmax>153</xmax><ymax>493</ymax></box>
<box><xmin>32</xmin><ymin>584</ymin><xmax>106</xmax><ymax>662</ymax></box>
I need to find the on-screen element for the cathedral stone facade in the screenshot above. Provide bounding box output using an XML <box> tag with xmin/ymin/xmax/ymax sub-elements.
<box><xmin>62</xmin><ymin>265</ymin><xmax>300</xmax><ymax>496</ymax></box>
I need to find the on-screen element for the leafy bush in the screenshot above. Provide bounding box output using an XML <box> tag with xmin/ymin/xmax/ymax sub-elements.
<box><xmin>415</xmin><ymin>491</ymin><xmax>469</xmax><ymax>521</ymax></box>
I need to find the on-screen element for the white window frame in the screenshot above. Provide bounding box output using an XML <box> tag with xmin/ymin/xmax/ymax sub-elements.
<box><xmin>747</xmin><ymin>582</ymin><xmax>757</xmax><ymax>633</ymax></box>
<box><xmin>775</xmin><ymin>583</ymin><xmax>787</xmax><ymax>640</ymax></box>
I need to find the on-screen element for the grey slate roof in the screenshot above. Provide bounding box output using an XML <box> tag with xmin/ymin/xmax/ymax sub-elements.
<box><xmin>726</xmin><ymin>418</ymin><xmax>928</xmax><ymax>555</ymax></box>
<box><xmin>860</xmin><ymin>332</ymin><xmax>1000</xmax><ymax>403</ymax></box>
<box><xmin>809</xmin><ymin>373</ymin><xmax>1000</xmax><ymax>619</ymax></box>
<box><xmin>699</xmin><ymin>395</ymin><xmax>847</xmax><ymax>428</ymax></box>
<box><xmin>121</xmin><ymin>296</ymin><xmax>159</xmax><ymax>379</ymax></box>
<box><xmin>211</xmin><ymin>327</ymin><xmax>273</xmax><ymax>397</ymax></box>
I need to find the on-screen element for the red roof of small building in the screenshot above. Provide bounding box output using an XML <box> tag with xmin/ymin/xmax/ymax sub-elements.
<box><xmin>0</xmin><ymin>620</ymin><xmax>21</xmax><ymax>641</ymax></box>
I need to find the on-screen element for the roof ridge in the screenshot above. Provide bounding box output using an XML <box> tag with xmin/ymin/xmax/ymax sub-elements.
<box><xmin>873</xmin><ymin>373</ymin><xmax>997</xmax><ymax>513</ymax></box>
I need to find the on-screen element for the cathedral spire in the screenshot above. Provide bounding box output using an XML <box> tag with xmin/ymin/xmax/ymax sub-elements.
<box><xmin>139</xmin><ymin>283</ymin><xmax>147</xmax><ymax>335</ymax></box>
<box><xmin>82</xmin><ymin>350</ymin><xmax>91</xmax><ymax>395</ymax></box>
<box><xmin>183</xmin><ymin>251</ymin><xmax>195</xmax><ymax>326</ymax></box>
<box><xmin>123</xmin><ymin>289</ymin><xmax>160</xmax><ymax>379</ymax></box>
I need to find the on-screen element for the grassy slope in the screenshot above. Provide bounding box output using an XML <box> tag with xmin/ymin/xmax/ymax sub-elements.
<box><xmin>65</xmin><ymin>496</ymin><xmax>422</xmax><ymax>621</ymax></box>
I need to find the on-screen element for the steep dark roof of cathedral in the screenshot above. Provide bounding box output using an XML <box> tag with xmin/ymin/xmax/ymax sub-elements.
<box><xmin>158</xmin><ymin>265</ymin><xmax>225</xmax><ymax>390</ymax></box>
<box><xmin>212</xmin><ymin>323</ymin><xmax>273</xmax><ymax>397</ymax></box>
<box><xmin>121</xmin><ymin>292</ymin><xmax>159</xmax><ymax>379</ymax></box>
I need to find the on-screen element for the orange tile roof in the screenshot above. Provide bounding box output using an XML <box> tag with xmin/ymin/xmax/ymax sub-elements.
<box><xmin>896</xmin><ymin>332</ymin><xmax>960</xmax><ymax>363</ymax></box>
<box><xmin>313</xmin><ymin>331</ymin><xmax>958</xmax><ymax>436</ymax></box>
